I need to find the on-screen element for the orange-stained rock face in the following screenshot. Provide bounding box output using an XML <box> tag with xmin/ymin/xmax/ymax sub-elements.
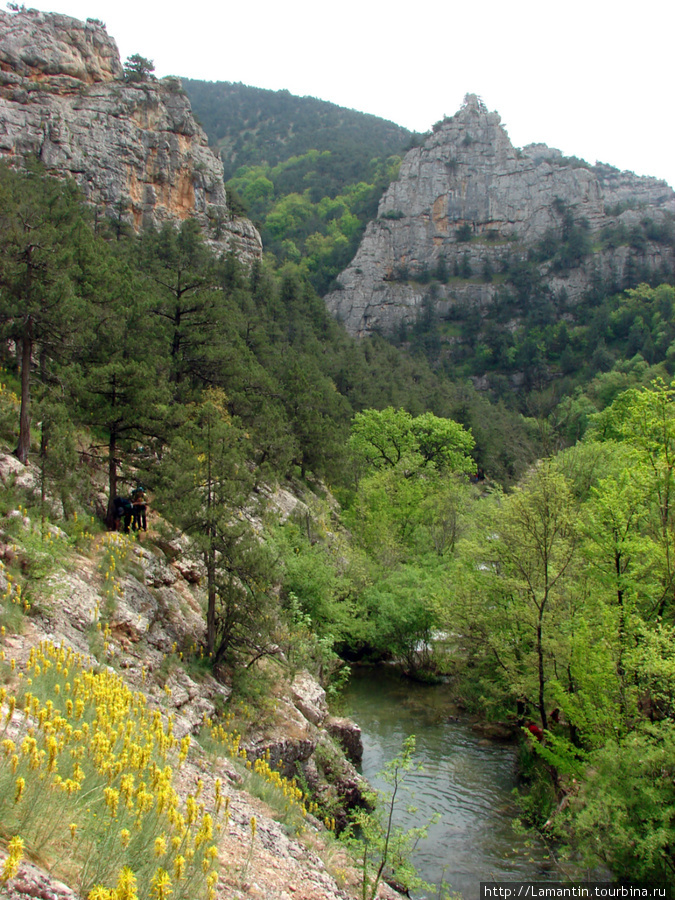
<box><xmin>0</xmin><ymin>8</ymin><xmax>262</xmax><ymax>263</ymax></box>
<box><xmin>432</xmin><ymin>195</ymin><xmax>448</xmax><ymax>233</ymax></box>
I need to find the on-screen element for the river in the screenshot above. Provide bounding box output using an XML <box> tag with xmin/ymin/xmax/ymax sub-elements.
<box><xmin>342</xmin><ymin>667</ymin><xmax>559</xmax><ymax>900</ymax></box>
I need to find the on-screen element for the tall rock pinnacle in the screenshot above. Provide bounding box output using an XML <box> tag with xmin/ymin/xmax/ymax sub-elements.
<box><xmin>326</xmin><ymin>94</ymin><xmax>674</xmax><ymax>337</ymax></box>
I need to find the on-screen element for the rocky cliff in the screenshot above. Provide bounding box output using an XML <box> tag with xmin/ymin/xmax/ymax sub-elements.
<box><xmin>0</xmin><ymin>9</ymin><xmax>262</xmax><ymax>262</ymax></box>
<box><xmin>326</xmin><ymin>94</ymin><xmax>675</xmax><ymax>336</ymax></box>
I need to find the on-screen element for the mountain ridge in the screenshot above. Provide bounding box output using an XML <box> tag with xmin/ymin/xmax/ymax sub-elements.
<box><xmin>325</xmin><ymin>94</ymin><xmax>675</xmax><ymax>337</ymax></box>
<box><xmin>182</xmin><ymin>78</ymin><xmax>414</xmax><ymax>182</ymax></box>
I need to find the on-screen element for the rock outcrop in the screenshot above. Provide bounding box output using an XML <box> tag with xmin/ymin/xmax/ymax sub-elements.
<box><xmin>0</xmin><ymin>9</ymin><xmax>262</xmax><ymax>262</ymax></box>
<box><xmin>326</xmin><ymin>94</ymin><xmax>675</xmax><ymax>337</ymax></box>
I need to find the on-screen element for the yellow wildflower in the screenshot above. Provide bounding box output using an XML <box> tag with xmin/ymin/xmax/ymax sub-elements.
<box><xmin>87</xmin><ymin>888</ymin><xmax>114</xmax><ymax>900</ymax></box>
<box><xmin>0</xmin><ymin>835</ymin><xmax>24</xmax><ymax>884</ymax></box>
<box><xmin>115</xmin><ymin>867</ymin><xmax>138</xmax><ymax>900</ymax></box>
<box><xmin>14</xmin><ymin>777</ymin><xmax>25</xmax><ymax>804</ymax></box>
<box><xmin>173</xmin><ymin>856</ymin><xmax>186</xmax><ymax>880</ymax></box>
<box><xmin>150</xmin><ymin>868</ymin><xmax>173</xmax><ymax>900</ymax></box>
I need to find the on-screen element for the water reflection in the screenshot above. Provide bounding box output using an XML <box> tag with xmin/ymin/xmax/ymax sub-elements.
<box><xmin>342</xmin><ymin>667</ymin><xmax>557</xmax><ymax>899</ymax></box>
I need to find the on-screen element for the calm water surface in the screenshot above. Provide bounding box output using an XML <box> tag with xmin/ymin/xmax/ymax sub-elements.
<box><xmin>342</xmin><ymin>667</ymin><xmax>558</xmax><ymax>899</ymax></box>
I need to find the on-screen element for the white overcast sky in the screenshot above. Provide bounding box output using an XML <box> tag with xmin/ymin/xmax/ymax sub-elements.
<box><xmin>16</xmin><ymin>0</ymin><xmax>675</xmax><ymax>188</ymax></box>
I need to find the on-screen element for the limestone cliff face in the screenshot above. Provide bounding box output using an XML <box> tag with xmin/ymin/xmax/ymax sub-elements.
<box><xmin>0</xmin><ymin>9</ymin><xmax>262</xmax><ymax>261</ymax></box>
<box><xmin>326</xmin><ymin>95</ymin><xmax>675</xmax><ymax>336</ymax></box>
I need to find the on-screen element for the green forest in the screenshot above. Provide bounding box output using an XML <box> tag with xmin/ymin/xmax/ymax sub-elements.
<box><xmin>183</xmin><ymin>79</ymin><xmax>416</xmax><ymax>294</ymax></box>
<box><xmin>2</xmin><ymin>152</ymin><xmax>675</xmax><ymax>889</ymax></box>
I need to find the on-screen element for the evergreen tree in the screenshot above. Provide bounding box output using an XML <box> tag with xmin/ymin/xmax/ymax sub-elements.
<box><xmin>159</xmin><ymin>390</ymin><xmax>275</xmax><ymax>661</ymax></box>
<box><xmin>70</xmin><ymin>249</ymin><xmax>170</xmax><ymax>525</ymax></box>
<box><xmin>0</xmin><ymin>163</ymin><xmax>90</xmax><ymax>464</ymax></box>
<box><xmin>140</xmin><ymin>219</ymin><xmax>225</xmax><ymax>394</ymax></box>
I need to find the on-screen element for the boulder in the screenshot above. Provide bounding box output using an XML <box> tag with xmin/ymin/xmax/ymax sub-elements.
<box><xmin>325</xmin><ymin>715</ymin><xmax>363</xmax><ymax>765</ymax></box>
<box><xmin>0</xmin><ymin>453</ymin><xmax>36</xmax><ymax>491</ymax></box>
<box><xmin>246</xmin><ymin>698</ymin><xmax>319</xmax><ymax>778</ymax></box>
<box><xmin>291</xmin><ymin>670</ymin><xmax>328</xmax><ymax>725</ymax></box>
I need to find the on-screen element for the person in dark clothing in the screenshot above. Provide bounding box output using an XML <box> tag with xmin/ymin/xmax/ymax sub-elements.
<box><xmin>113</xmin><ymin>496</ymin><xmax>133</xmax><ymax>533</ymax></box>
<box><xmin>131</xmin><ymin>486</ymin><xmax>148</xmax><ymax>532</ymax></box>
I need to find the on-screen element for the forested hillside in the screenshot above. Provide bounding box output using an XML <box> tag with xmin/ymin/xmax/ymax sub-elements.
<box><xmin>182</xmin><ymin>80</ymin><xmax>413</xmax><ymax>181</ymax></box>
<box><xmin>3</xmin><ymin>72</ymin><xmax>675</xmax><ymax>890</ymax></box>
<box><xmin>183</xmin><ymin>79</ymin><xmax>417</xmax><ymax>293</ymax></box>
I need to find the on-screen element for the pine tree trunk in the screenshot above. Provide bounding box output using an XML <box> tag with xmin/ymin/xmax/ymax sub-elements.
<box><xmin>206</xmin><ymin>546</ymin><xmax>216</xmax><ymax>656</ymax></box>
<box><xmin>15</xmin><ymin>323</ymin><xmax>33</xmax><ymax>465</ymax></box>
<box><xmin>106</xmin><ymin>429</ymin><xmax>118</xmax><ymax>529</ymax></box>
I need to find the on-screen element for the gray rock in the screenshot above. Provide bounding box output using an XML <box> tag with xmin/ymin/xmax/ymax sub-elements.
<box><xmin>173</xmin><ymin>557</ymin><xmax>204</xmax><ymax>584</ymax></box>
<box><xmin>324</xmin><ymin>715</ymin><xmax>363</xmax><ymax>765</ymax></box>
<box><xmin>0</xmin><ymin>453</ymin><xmax>36</xmax><ymax>491</ymax></box>
<box><xmin>245</xmin><ymin>697</ymin><xmax>319</xmax><ymax>777</ymax></box>
<box><xmin>0</xmin><ymin>853</ymin><xmax>79</xmax><ymax>900</ymax></box>
<box><xmin>0</xmin><ymin>9</ymin><xmax>262</xmax><ymax>264</ymax></box>
<box><xmin>115</xmin><ymin>573</ymin><xmax>158</xmax><ymax>641</ymax></box>
<box><xmin>326</xmin><ymin>93</ymin><xmax>675</xmax><ymax>337</ymax></box>
<box><xmin>291</xmin><ymin>670</ymin><xmax>328</xmax><ymax>725</ymax></box>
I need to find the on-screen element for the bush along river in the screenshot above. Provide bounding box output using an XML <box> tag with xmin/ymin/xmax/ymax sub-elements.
<box><xmin>342</xmin><ymin>667</ymin><xmax>560</xmax><ymax>900</ymax></box>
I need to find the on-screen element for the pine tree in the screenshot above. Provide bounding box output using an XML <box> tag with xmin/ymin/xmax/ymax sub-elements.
<box><xmin>0</xmin><ymin>163</ymin><xmax>90</xmax><ymax>464</ymax></box>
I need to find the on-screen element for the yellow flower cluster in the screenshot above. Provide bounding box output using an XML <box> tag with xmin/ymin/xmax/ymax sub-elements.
<box><xmin>67</xmin><ymin>509</ymin><xmax>99</xmax><ymax>546</ymax></box>
<box><xmin>252</xmin><ymin>754</ymin><xmax>305</xmax><ymax>810</ymax></box>
<box><xmin>0</xmin><ymin>562</ymin><xmax>29</xmax><ymax>614</ymax></box>
<box><xmin>0</xmin><ymin>640</ymin><xmax>223</xmax><ymax>900</ymax></box>
<box><xmin>204</xmin><ymin>721</ymin><xmax>318</xmax><ymax>826</ymax></box>
<box><xmin>96</xmin><ymin>533</ymin><xmax>131</xmax><ymax>623</ymax></box>
<box><xmin>0</xmin><ymin>835</ymin><xmax>23</xmax><ymax>884</ymax></box>
<box><xmin>0</xmin><ymin>378</ymin><xmax>20</xmax><ymax>408</ymax></box>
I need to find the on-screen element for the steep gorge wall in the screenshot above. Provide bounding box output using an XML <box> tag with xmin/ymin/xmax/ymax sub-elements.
<box><xmin>326</xmin><ymin>95</ymin><xmax>675</xmax><ymax>336</ymax></box>
<box><xmin>0</xmin><ymin>9</ymin><xmax>262</xmax><ymax>262</ymax></box>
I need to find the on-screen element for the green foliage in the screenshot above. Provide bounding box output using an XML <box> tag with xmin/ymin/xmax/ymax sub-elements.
<box><xmin>355</xmin><ymin>566</ymin><xmax>441</xmax><ymax>673</ymax></box>
<box><xmin>342</xmin><ymin>735</ymin><xmax>433</xmax><ymax>900</ymax></box>
<box><xmin>0</xmin><ymin>376</ymin><xmax>19</xmax><ymax>447</ymax></box>
<box><xmin>349</xmin><ymin>407</ymin><xmax>475</xmax><ymax>476</ymax></box>
<box><xmin>123</xmin><ymin>54</ymin><xmax>155</xmax><ymax>82</ymax></box>
<box><xmin>461</xmin><ymin>462</ymin><xmax>577</xmax><ymax>730</ymax></box>
<box><xmin>156</xmin><ymin>390</ymin><xmax>275</xmax><ymax>665</ymax></box>
<box><xmin>183</xmin><ymin>79</ymin><xmax>410</xmax><ymax>294</ymax></box>
<box><xmin>274</xmin><ymin>523</ymin><xmax>356</xmax><ymax>643</ymax></box>
<box><xmin>573</xmin><ymin>723</ymin><xmax>675</xmax><ymax>881</ymax></box>
<box><xmin>226</xmin><ymin>157</ymin><xmax>402</xmax><ymax>294</ymax></box>
<box><xmin>434</xmin><ymin>379</ymin><xmax>675</xmax><ymax>881</ymax></box>
<box><xmin>281</xmin><ymin>593</ymin><xmax>350</xmax><ymax>700</ymax></box>
<box><xmin>455</xmin><ymin>223</ymin><xmax>473</xmax><ymax>243</ymax></box>
<box><xmin>335</xmin><ymin>409</ymin><xmax>478</xmax><ymax>668</ymax></box>
<box><xmin>182</xmin><ymin>80</ymin><xmax>412</xmax><ymax>184</ymax></box>
<box><xmin>0</xmin><ymin>162</ymin><xmax>93</xmax><ymax>462</ymax></box>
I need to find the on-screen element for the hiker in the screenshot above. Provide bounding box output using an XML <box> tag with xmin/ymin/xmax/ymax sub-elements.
<box><xmin>131</xmin><ymin>485</ymin><xmax>148</xmax><ymax>532</ymax></box>
<box><xmin>112</xmin><ymin>496</ymin><xmax>133</xmax><ymax>533</ymax></box>
<box><xmin>526</xmin><ymin>722</ymin><xmax>544</xmax><ymax>742</ymax></box>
